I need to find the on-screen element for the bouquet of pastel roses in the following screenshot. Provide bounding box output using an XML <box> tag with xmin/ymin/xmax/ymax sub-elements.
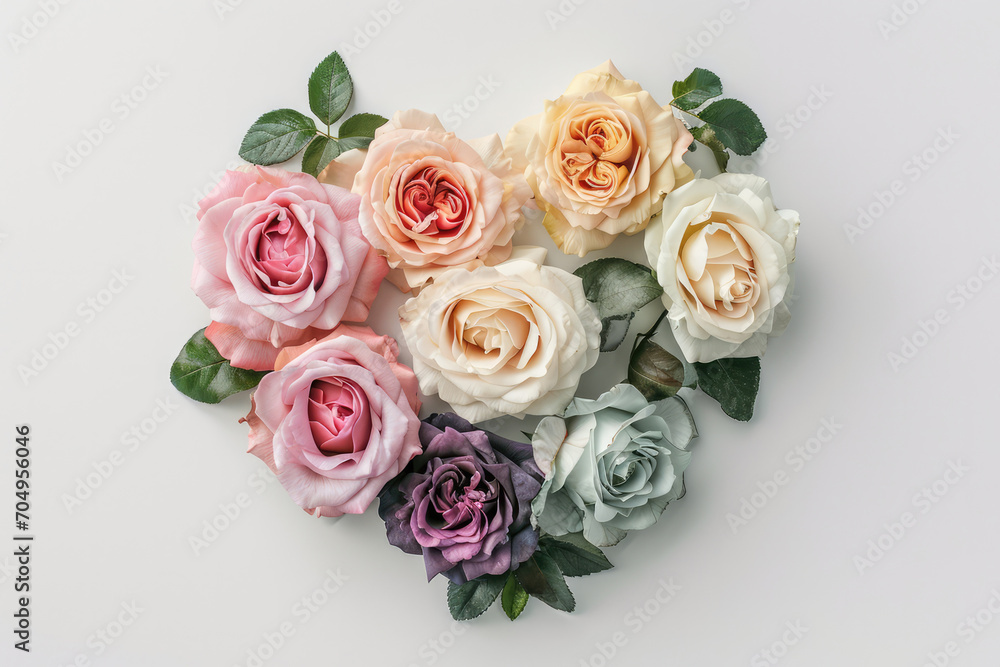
<box><xmin>170</xmin><ymin>51</ymin><xmax>799</xmax><ymax>621</ymax></box>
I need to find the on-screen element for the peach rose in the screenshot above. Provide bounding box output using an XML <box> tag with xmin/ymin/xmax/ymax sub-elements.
<box><xmin>321</xmin><ymin>110</ymin><xmax>531</xmax><ymax>292</ymax></box>
<box><xmin>506</xmin><ymin>61</ymin><xmax>694</xmax><ymax>257</ymax></box>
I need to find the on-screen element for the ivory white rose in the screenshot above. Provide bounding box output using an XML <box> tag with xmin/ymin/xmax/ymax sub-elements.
<box><xmin>506</xmin><ymin>61</ymin><xmax>694</xmax><ymax>257</ymax></box>
<box><xmin>398</xmin><ymin>248</ymin><xmax>601</xmax><ymax>422</ymax></box>
<box><xmin>643</xmin><ymin>173</ymin><xmax>800</xmax><ymax>363</ymax></box>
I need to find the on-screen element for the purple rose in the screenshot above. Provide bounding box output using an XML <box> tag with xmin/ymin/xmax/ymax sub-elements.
<box><xmin>378</xmin><ymin>413</ymin><xmax>544</xmax><ymax>583</ymax></box>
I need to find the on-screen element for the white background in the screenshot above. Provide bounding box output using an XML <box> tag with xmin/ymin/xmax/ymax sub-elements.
<box><xmin>3</xmin><ymin>0</ymin><xmax>999</xmax><ymax>665</ymax></box>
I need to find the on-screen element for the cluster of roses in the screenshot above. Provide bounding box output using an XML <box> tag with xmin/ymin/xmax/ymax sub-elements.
<box><xmin>183</xmin><ymin>62</ymin><xmax>799</xmax><ymax>616</ymax></box>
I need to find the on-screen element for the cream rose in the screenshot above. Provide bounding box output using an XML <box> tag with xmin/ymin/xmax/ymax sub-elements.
<box><xmin>321</xmin><ymin>109</ymin><xmax>531</xmax><ymax>292</ymax></box>
<box><xmin>506</xmin><ymin>61</ymin><xmax>693</xmax><ymax>257</ymax></box>
<box><xmin>398</xmin><ymin>248</ymin><xmax>601</xmax><ymax>422</ymax></box>
<box><xmin>644</xmin><ymin>174</ymin><xmax>800</xmax><ymax>363</ymax></box>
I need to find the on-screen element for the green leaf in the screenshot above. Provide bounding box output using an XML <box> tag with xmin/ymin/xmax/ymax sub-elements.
<box><xmin>338</xmin><ymin>112</ymin><xmax>387</xmax><ymax>139</ymax></box>
<box><xmin>671</xmin><ymin>68</ymin><xmax>723</xmax><ymax>111</ymax></box>
<box><xmin>447</xmin><ymin>575</ymin><xmax>506</xmax><ymax>621</ymax></box>
<box><xmin>574</xmin><ymin>259</ymin><xmax>663</xmax><ymax>353</ymax></box>
<box><xmin>170</xmin><ymin>328</ymin><xmax>269</xmax><ymax>404</ymax></box>
<box><xmin>690</xmin><ymin>125</ymin><xmax>730</xmax><ymax>172</ymax></box>
<box><xmin>308</xmin><ymin>51</ymin><xmax>353</xmax><ymax>126</ymax></box>
<box><xmin>301</xmin><ymin>135</ymin><xmax>342</xmax><ymax>177</ymax></box>
<box><xmin>628</xmin><ymin>336</ymin><xmax>690</xmax><ymax>401</ymax></box>
<box><xmin>500</xmin><ymin>574</ymin><xmax>529</xmax><ymax>621</ymax></box>
<box><xmin>598</xmin><ymin>313</ymin><xmax>634</xmax><ymax>353</ymax></box>
<box><xmin>337</xmin><ymin>136</ymin><xmax>375</xmax><ymax>152</ymax></box>
<box><xmin>692</xmin><ymin>356</ymin><xmax>761</xmax><ymax>421</ymax></box>
<box><xmin>574</xmin><ymin>258</ymin><xmax>663</xmax><ymax>319</ymax></box>
<box><xmin>239</xmin><ymin>109</ymin><xmax>317</xmax><ymax>166</ymax></box>
<box><xmin>514</xmin><ymin>552</ymin><xmax>575</xmax><ymax>613</ymax></box>
<box><xmin>695</xmin><ymin>99</ymin><xmax>766</xmax><ymax>156</ymax></box>
<box><xmin>539</xmin><ymin>533</ymin><xmax>613</xmax><ymax>577</ymax></box>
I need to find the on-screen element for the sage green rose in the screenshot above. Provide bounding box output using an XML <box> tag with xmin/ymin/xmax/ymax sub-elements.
<box><xmin>530</xmin><ymin>383</ymin><xmax>696</xmax><ymax>547</ymax></box>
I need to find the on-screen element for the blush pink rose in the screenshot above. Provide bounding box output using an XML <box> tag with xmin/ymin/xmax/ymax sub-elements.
<box><xmin>241</xmin><ymin>325</ymin><xmax>422</xmax><ymax>518</ymax></box>
<box><xmin>192</xmin><ymin>167</ymin><xmax>388</xmax><ymax>371</ymax></box>
<box><xmin>321</xmin><ymin>110</ymin><xmax>531</xmax><ymax>292</ymax></box>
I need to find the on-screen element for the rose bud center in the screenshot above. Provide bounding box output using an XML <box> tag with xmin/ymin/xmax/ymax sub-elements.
<box><xmin>307</xmin><ymin>379</ymin><xmax>371</xmax><ymax>454</ymax></box>
<box><xmin>398</xmin><ymin>166</ymin><xmax>470</xmax><ymax>236</ymax></box>
<box><xmin>680</xmin><ymin>217</ymin><xmax>761</xmax><ymax>316</ymax></box>
<box><xmin>248</xmin><ymin>206</ymin><xmax>327</xmax><ymax>295</ymax></box>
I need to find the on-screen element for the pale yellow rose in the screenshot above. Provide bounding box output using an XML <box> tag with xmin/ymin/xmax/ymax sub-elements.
<box><xmin>506</xmin><ymin>61</ymin><xmax>694</xmax><ymax>257</ymax></box>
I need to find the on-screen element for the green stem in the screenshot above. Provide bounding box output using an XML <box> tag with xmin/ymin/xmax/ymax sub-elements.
<box><xmin>670</xmin><ymin>104</ymin><xmax>730</xmax><ymax>173</ymax></box>
<box><xmin>639</xmin><ymin>310</ymin><xmax>669</xmax><ymax>340</ymax></box>
<box><xmin>669</xmin><ymin>102</ymin><xmax>702</xmax><ymax>121</ymax></box>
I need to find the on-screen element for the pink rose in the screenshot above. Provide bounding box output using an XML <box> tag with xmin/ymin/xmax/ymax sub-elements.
<box><xmin>241</xmin><ymin>325</ymin><xmax>422</xmax><ymax>517</ymax></box>
<box><xmin>192</xmin><ymin>167</ymin><xmax>388</xmax><ymax>371</ymax></box>
<box><xmin>322</xmin><ymin>110</ymin><xmax>531</xmax><ymax>291</ymax></box>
